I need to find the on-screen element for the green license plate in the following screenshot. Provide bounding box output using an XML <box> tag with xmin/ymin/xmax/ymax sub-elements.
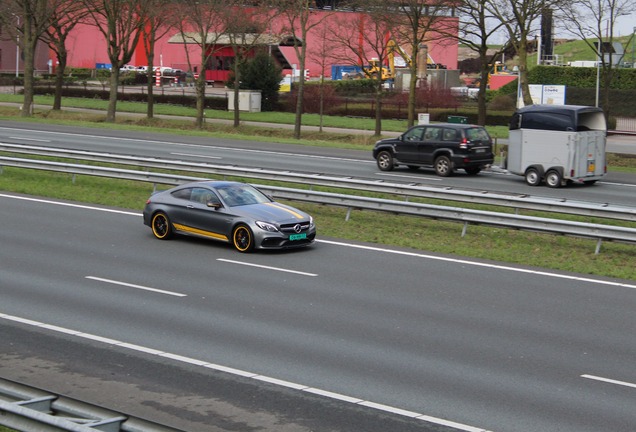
<box><xmin>289</xmin><ymin>233</ymin><xmax>307</xmax><ymax>241</ymax></box>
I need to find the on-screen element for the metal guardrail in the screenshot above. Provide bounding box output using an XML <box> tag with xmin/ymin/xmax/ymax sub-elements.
<box><xmin>2</xmin><ymin>142</ymin><xmax>636</xmax><ymax>222</ymax></box>
<box><xmin>0</xmin><ymin>377</ymin><xmax>183</xmax><ymax>432</ymax></box>
<box><xmin>1</xmin><ymin>154</ymin><xmax>636</xmax><ymax>254</ymax></box>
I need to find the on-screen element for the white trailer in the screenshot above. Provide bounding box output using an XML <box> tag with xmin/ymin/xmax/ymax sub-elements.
<box><xmin>507</xmin><ymin>105</ymin><xmax>607</xmax><ymax>187</ymax></box>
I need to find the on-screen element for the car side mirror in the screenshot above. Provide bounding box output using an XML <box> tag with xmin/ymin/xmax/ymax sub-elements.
<box><xmin>207</xmin><ymin>201</ymin><xmax>222</xmax><ymax>209</ymax></box>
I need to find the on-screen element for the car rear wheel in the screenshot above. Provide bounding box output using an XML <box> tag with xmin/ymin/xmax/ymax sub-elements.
<box><xmin>232</xmin><ymin>224</ymin><xmax>254</xmax><ymax>252</ymax></box>
<box><xmin>434</xmin><ymin>155</ymin><xmax>452</xmax><ymax>177</ymax></box>
<box><xmin>151</xmin><ymin>212</ymin><xmax>173</xmax><ymax>240</ymax></box>
<box><xmin>525</xmin><ymin>168</ymin><xmax>541</xmax><ymax>186</ymax></box>
<box><xmin>376</xmin><ymin>150</ymin><xmax>394</xmax><ymax>171</ymax></box>
<box><xmin>545</xmin><ymin>170</ymin><xmax>562</xmax><ymax>188</ymax></box>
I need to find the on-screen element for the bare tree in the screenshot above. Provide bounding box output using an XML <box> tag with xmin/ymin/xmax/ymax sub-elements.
<box><xmin>174</xmin><ymin>0</ymin><xmax>226</xmax><ymax>129</ymax></box>
<box><xmin>454</xmin><ymin>0</ymin><xmax>508</xmax><ymax>125</ymax></box>
<box><xmin>272</xmin><ymin>0</ymin><xmax>332</xmax><ymax>139</ymax></box>
<box><xmin>392</xmin><ymin>0</ymin><xmax>458</xmax><ymax>127</ymax></box>
<box><xmin>488</xmin><ymin>0</ymin><xmax>551</xmax><ymax>106</ymax></box>
<box><xmin>556</xmin><ymin>0</ymin><xmax>636</xmax><ymax>117</ymax></box>
<box><xmin>221</xmin><ymin>3</ymin><xmax>275</xmax><ymax>127</ymax></box>
<box><xmin>140</xmin><ymin>0</ymin><xmax>175</xmax><ymax>119</ymax></box>
<box><xmin>41</xmin><ymin>0</ymin><xmax>89</xmax><ymax>110</ymax></box>
<box><xmin>1</xmin><ymin>0</ymin><xmax>54</xmax><ymax>117</ymax></box>
<box><xmin>330</xmin><ymin>5</ymin><xmax>394</xmax><ymax>136</ymax></box>
<box><xmin>81</xmin><ymin>0</ymin><xmax>150</xmax><ymax>122</ymax></box>
<box><xmin>307</xmin><ymin>21</ymin><xmax>340</xmax><ymax>132</ymax></box>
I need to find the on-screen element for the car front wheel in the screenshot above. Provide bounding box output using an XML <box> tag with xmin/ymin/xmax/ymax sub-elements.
<box><xmin>151</xmin><ymin>212</ymin><xmax>173</xmax><ymax>239</ymax></box>
<box><xmin>232</xmin><ymin>224</ymin><xmax>254</xmax><ymax>252</ymax></box>
<box><xmin>434</xmin><ymin>155</ymin><xmax>452</xmax><ymax>177</ymax></box>
<box><xmin>376</xmin><ymin>150</ymin><xmax>394</xmax><ymax>171</ymax></box>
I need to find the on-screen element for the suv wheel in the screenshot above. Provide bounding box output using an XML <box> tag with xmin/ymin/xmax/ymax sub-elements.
<box><xmin>376</xmin><ymin>150</ymin><xmax>394</xmax><ymax>171</ymax></box>
<box><xmin>464</xmin><ymin>167</ymin><xmax>481</xmax><ymax>175</ymax></box>
<box><xmin>434</xmin><ymin>155</ymin><xmax>452</xmax><ymax>177</ymax></box>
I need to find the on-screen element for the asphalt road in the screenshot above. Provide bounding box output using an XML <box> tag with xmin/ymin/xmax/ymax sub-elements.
<box><xmin>2</xmin><ymin>193</ymin><xmax>635</xmax><ymax>432</ymax></box>
<box><xmin>2</xmin><ymin>122</ymin><xmax>636</xmax><ymax>208</ymax></box>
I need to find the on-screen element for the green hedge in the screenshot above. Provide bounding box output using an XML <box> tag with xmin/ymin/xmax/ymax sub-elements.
<box><xmin>32</xmin><ymin>86</ymin><xmax>228</xmax><ymax>110</ymax></box>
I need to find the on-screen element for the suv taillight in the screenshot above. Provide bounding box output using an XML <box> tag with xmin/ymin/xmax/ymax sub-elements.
<box><xmin>459</xmin><ymin>137</ymin><xmax>469</xmax><ymax>149</ymax></box>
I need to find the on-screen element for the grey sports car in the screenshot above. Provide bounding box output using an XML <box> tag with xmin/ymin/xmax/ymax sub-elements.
<box><xmin>143</xmin><ymin>181</ymin><xmax>316</xmax><ymax>252</ymax></box>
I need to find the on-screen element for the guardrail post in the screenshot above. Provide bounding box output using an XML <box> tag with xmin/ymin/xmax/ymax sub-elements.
<box><xmin>595</xmin><ymin>238</ymin><xmax>603</xmax><ymax>255</ymax></box>
<box><xmin>461</xmin><ymin>222</ymin><xmax>468</xmax><ymax>237</ymax></box>
<box><xmin>345</xmin><ymin>207</ymin><xmax>352</xmax><ymax>221</ymax></box>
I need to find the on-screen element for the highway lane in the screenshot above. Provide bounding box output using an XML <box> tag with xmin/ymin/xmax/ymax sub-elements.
<box><xmin>2</xmin><ymin>122</ymin><xmax>636</xmax><ymax>207</ymax></box>
<box><xmin>1</xmin><ymin>193</ymin><xmax>635</xmax><ymax>432</ymax></box>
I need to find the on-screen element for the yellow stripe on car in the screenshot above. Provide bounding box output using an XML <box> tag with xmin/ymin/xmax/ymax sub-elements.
<box><xmin>264</xmin><ymin>202</ymin><xmax>303</xmax><ymax>219</ymax></box>
<box><xmin>173</xmin><ymin>223</ymin><xmax>228</xmax><ymax>241</ymax></box>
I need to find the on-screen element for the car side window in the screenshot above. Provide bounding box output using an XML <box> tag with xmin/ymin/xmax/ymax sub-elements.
<box><xmin>442</xmin><ymin>128</ymin><xmax>458</xmax><ymax>141</ymax></box>
<box><xmin>171</xmin><ymin>188</ymin><xmax>192</xmax><ymax>201</ymax></box>
<box><xmin>403</xmin><ymin>126</ymin><xmax>424</xmax><ymax>141</ymax></box>
<box><xmin>424</xmin><ymin>127</ymin><xmax>442</xmax><ymax>141</ymax></box>
<box><xmin>190</xmin><ymin>187</ymin><xmax>221</xmax><ymax>206</ymax></box>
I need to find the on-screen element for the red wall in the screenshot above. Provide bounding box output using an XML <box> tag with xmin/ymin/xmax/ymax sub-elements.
<box><xmin>63</xmin><ymin>10</ymin><xmax>458</xmax><ymax>78</ymax></box>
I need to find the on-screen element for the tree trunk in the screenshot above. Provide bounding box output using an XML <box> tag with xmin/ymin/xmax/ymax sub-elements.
<box><xmin>517</xmin><ymin>36</ymin><xmax>533</xmax><ymax>106</ymax></box>
<box><xmin>195</xmin><ymin>74</ymin><xmax>205</xmax><ymax>128</ymax></box>
<box><xmin>233</xmin><ymin>65</ymin><xmax>240</xmax><ymax>128</ymax></box>
<box><xmin>106</xmin><ymin>70</ymin><xmax>119</xmax><ymax>122</ymax></box>
<box><xmin>146</xmin><ymin>52</ymin><xmax>155</xmax><ymax>119</ymax></box>
<box><xmin>374</xmin><ymin>80</ymin><xmax>382</xmax><ymax>136</ymax></box>
<box><xmin>53</xmin><ymin>52</ymin><xmax>67</xmax><ymax>110</ymax></box>
<box><xmin>477</xmin><ymin>51</ymin><xmax>490</xmax><ymax>125</ymax></box>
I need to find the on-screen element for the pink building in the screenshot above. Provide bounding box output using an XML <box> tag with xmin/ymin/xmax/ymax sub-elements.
<box><xmin>1</xmin><ymin>8</ymin><xmax>458</xmax><ymax>81</ymax></box>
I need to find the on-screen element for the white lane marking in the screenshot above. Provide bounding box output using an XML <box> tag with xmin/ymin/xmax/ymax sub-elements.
<box><xmin>0</xmin><ymin>312</ymin><xmax>492</xmax><ymax>432</ymax></box>
<box><xmin>8</xmin><ymin>136</ymin><xmax>51</xmax><ymax>142</ymax></box>
<box><xmin>171</xmin><ymin>152</ymin><xmax>221</xmax><ymax>159</ymax></box>
<box><xmin>216</xmin><ymin>258</ymin><xmax>318</xmax><ymax>277</ymax></box>
<box><xmin>581</xmin><ymin>374</ymin><xmax>636</xmax><ymax>389</ymax></box>
<box><xmin>0</xmin><ymin>193</ymin><xmax>140</xmax><ymax>216</ymax></box>
<box><xmin>86</xmin><ymin>276</ymin><xmax>187</xmax><ymax>297</ymax></box>
<box><xmin>377</xmin><ymin>172</ymin><xmax>443</xmax><ymax>181</ymax></box>
<box><xmin>316</xmin><ymin>239</ymin><xmax>636</xmax><ymax>290</ymax></box>
<box><xmin>601</xmin><ymin>181</ymin><xmax>636</xmax><ymax>188</ymax></box>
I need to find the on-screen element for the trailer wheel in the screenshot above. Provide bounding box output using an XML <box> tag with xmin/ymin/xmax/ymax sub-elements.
<box><xmin>525</xmin><ymin>168</ymin><xmax>541</xmax><ymax>186</ymax></box>
<box><xmin>545</xmin><ymin>170</ymin><xmax>562</xmax><ymax>188</ymax></box>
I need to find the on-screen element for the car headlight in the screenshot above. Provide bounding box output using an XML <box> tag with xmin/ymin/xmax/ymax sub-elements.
<box><xmin>309</xmin><ymin>216</ymin><xmax>315</xmax><ymax>227</ymax></box>
<box><xmin>255</xmin><ymin>221</ymin><xmax>279</xmax><ymax>232</ymax></box>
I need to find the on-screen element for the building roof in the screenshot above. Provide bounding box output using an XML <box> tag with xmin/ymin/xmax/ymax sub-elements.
<box><xmin>167</xmin><ymin>32</ymin><xmax>301</xmax><ymax>47</ymax></box>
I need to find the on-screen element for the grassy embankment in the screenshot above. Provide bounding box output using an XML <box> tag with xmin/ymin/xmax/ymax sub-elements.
<box><xmin>1</xmin><ymin>95</ymin><xmax>635</xmax><ymax>281</ymax></box>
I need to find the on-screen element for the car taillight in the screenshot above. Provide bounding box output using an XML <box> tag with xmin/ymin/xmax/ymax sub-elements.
<box><xmin>459</xmin><ymin>138</ymin><xmax>468</xmax><ymax>149</ymax></box>
<box><xmin>146</xmin><ymin>199</ymin><xmax>152</xmax><ymax>204</ymax></box>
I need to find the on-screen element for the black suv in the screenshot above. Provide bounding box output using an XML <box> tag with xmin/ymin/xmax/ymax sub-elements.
<box><xmin>372</xmin><ymin>123</ymin><xmax>494</xmax><ymax>176</ymax></box>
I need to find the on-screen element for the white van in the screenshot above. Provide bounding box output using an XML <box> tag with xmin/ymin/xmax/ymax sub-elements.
<box><xmin>507</xmin><ymin>105</ymin><xmax>607</xmax><ymax>187</ymax></box>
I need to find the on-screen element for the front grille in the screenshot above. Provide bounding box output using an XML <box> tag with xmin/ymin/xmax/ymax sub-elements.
<box><xmin>279</xmin><ymin>221</ymin><xmax>311</xmax><ymax>233</ymax></box>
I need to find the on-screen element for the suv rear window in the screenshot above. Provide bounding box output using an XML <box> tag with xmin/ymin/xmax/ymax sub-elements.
<box><xmin>466</xmin><ymin>127</ymin><xmax>490</xmax><ymax>141</ymax></box>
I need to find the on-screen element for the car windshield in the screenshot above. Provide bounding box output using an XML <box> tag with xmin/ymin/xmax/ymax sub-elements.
<box><xmin>216</xmin><ymin>184</ymin><xmax>270</xmax><ymax>207</ymax></box>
